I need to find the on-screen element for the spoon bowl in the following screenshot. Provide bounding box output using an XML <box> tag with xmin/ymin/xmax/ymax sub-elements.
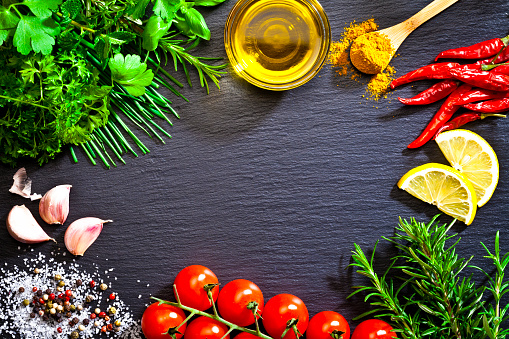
<box><xmin>350</xmin><ymin>0</ymin><xmax>460</xmax><ymax>74</ymax></box>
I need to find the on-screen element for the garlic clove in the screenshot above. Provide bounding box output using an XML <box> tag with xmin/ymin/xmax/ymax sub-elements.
<box><xmin>7</xmin><ymin>205</ymin><xmax>56</xmax><ymax>244</ymax></box>
<box><xmin>39</xmin><ymin>185</ymin><xmax>72</xmax><ymax>225</ymax></box>
<box><xmin>64</xmin><ymin>218</ymin><xmax>112</xmax><ymax>256</ymax></box>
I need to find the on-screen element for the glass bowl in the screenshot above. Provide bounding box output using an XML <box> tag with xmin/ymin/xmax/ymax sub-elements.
<box><xmin>224</xmin><ymin>0</ymin><xmax>331</xmax><ymax>91</ymax></box>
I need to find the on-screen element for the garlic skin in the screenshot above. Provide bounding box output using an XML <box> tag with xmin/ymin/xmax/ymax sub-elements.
<box><xmin>7</xmin><ymin>205</ymin><xmax>56</xmax><ymax>244</ymax></box>
<box><xmin>64</xmin><ymin>218</ymin><xmax>112</xmax><ymax>256</ymax></box>
<box><xmin>39</xmin><ymin>185</ymin><xmax>72</xmax><ymax>225</ymax></box>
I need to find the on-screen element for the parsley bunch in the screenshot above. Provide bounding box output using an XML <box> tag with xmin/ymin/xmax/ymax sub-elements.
<box><xmin>350</xmin><ymin>216</ymin><xmax>509</xmax><ymax>339</ymax></box>
<box><xmin>0</xmin><ymin>0</ymin><xmax>227</xmax><ymax>167</ymax></box>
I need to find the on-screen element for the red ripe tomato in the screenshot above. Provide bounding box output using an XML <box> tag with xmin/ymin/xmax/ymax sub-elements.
<box><xmin>217</xmin><ymin>279</ymin><xmax>264</xmax><ymax>326</ymax></box>
<box><xmin>351</xmin><ymin>319</ymin><xmax>397</xmax><ymax>339</ymax></box>
<box><xmin>234</xmin><ymin>332</ymin><xmax>262</xmax><ymax>339</ymax></box>
<box><xmin>262</xmin><ymin>294</ymin><xmax>309</xmax><ymax>339</ymax></box>
<box><xmin>141</xmin><ymin>302</ymin><xmax>186</xmax><ymax>339</ymax></box>
<box><xmin>185</xmin><ymin>316</ymin><xmax>230</xmax><ymax>339</ymax></box>
<box><xmin>174</xmin><ymin>265</ymin><xmax>219</xmax><ymax>311</ymax></box>
<box><xmin>307</xmin><ymin>311</ymin><xmax>350</xmax><ymax>339</ymax></box>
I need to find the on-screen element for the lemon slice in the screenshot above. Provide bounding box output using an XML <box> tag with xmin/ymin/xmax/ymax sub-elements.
<box><xmin>397</xmin><ymin>163</ymin><xmax>477</xmax><ymax>225</ymax></box>
<box><xmin>435</xmin><ymin>129</ymin><xmax>499</xmax><ymax>207</ymax></box>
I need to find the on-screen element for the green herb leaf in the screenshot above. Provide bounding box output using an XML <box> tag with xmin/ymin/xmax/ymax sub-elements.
<box><xmin>126</xmin><ymin>0</ymin><xmax>150</xmax><ymax>20</ymax></box>
<box><xmin>13</xmin><ymin>16</ymin><xmax>59</xmax><ymax>55</ymax></box>
<box><xmin>142</xmin><ymin>15</ymin><xmax>171</xmax><ymax>51</ymax></box>
<box><xmin>192</xmin><ymin>0</ymin><xmax>227</xmax><ymax>6</ymax></box>
<box><xmin>0</xmin><ymin>6</ymin><xmax>19</xmax><ymax>44</ymax></box>
<box><xmin>94</xmin><ymin>36</ymin><xmax>110</xmax><ymax>61</ymax></box>
<box><xmin>60</xmin><ymin>0</ymin><xmax>81</xmax><ymax>20</ymax></box>
<box><xmin>108</xmin><ymin>53</ymin><xmax>154</xmax><ymax>96</ymax></box>
<box><xmin>153</xmin><ymin>0</ymin><xmax>182</xmax><ymax>20</ymax></box>
<box><xmin>106</xmin><ymin>31</ymin><xmax>136</xmax><ymax>45</ymax></box>
<box><xmin>180</xmin><ymin>6</ymin><xmax>210</xmax><ymax>40</ymax></box>
<box><xmin>23</xmin><ymin>0</ymin><xmax>62</xmax><ymax>18</ymax></box>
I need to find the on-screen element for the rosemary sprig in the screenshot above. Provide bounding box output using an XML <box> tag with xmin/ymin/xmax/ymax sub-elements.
<box><xmin>350</xmin><ymin>216</ymin><xmax>509</xmax><ymax>339</ymax></box>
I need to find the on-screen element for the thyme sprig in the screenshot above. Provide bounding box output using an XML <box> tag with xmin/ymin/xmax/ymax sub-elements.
<box><xmin>350</xmin><ymin>216</ymin><xmax>509</xmax><ymax>339</ymax></box>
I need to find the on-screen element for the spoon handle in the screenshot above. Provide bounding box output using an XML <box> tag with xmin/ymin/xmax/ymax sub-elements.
<box><xmin>381</xmin><ymin>0</ymin><xmax>460</xmax><ymax>51</ymax></box>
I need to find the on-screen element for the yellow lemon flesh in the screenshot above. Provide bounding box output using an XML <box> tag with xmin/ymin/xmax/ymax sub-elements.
<box><xmin>397</xmin><ymin>163</ymin><xmax>477</xmax><ymax>225</ymax></box>
<box><xmin>435</xmin><ymin>129</ymin><xmax>499</xmax><ymax>207</ymax></box>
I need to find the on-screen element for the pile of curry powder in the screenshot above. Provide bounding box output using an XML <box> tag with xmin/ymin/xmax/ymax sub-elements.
<box><xmin>328</xmin><ymin>18</ymin><xmax>396</xmax><ymax>101</ymax></box>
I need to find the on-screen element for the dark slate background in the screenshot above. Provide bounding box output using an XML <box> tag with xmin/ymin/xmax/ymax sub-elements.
<box><xmin>1</xmin><ymin>0</ymin><xmax>509</xmax><ymax>336</ymax></box>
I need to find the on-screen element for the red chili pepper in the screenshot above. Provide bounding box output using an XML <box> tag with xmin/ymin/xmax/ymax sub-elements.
<box><xmin>449</xmin><ymin>65</ymin><xmax>509</xmax><ymax>91</ymax></box>
<box><xmin>408</xmin><ymin>84</ymin><xmax>472</xmax><ymax>149</ymax></box>
<box><xmin>434</xmin><ymin>112</ymin><xmax>506</xmax><ymax>139</ymax></box>
<box><xmin>464</xmin><ymin>97</ymin><xmax>509</xmax><ymax>113</ymax></box>
<box><xmin>398</xmin><ymin>80</ymin><xmax>459</xmax><ymax>105</ymax></box>
<box><xmin>453</xmin><ymin>88</ymin><xmax>509</xmax><ymax>105</ymax></box>
<box><xmin>435</xmin><ymin>36</ymin><xmax>509</xmax><ymax>61</ymax></box>
<box><xmin>477</xmin><ymin>47</ymin><xmax>509</xmax><ymax>64</ymax></box>
<box><xmin>390</xmin><ymin>62</ymin><xmax>459</xmax><ymax>89</ymax></box>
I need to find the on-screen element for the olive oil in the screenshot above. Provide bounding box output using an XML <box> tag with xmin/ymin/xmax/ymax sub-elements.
<box><xmin>225</xmin><ymin>0</ymin><xmax>329</xmax><ymax>89</ymax></box>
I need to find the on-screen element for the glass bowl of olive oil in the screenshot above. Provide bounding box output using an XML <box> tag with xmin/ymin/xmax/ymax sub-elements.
<box><xmin>224</xmin><ymin>0</ymin><xmax>330</xmax><ymax>91</ymax></box>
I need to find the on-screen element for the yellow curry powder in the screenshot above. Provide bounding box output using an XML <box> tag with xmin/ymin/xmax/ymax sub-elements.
<box><xmin>329</xmin><ymin>19</ymin><xmax>396</xmax><ymax>101</ymax></box>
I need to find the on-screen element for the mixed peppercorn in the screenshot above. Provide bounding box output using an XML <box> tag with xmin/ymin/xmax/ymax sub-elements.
<box><xmin>19</xmin><ymin>271</ymin><xmax>122</xmax><ymax>338</ymax></box>
<box><xmin>392</xmin><ymin>34</ymin><xmax>509</xmax><ymax>147</ymax></box>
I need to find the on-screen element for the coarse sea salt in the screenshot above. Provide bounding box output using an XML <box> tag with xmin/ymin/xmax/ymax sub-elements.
<box><xmin>0</xmin><ymin>252</ymin><xmax>144</xmax><ymax>338</ymax></box>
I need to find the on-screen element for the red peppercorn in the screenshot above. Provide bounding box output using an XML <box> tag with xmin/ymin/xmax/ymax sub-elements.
<box><xmin>65</xmin><ymin>290</ymin><xmax>72</xmax><ymax>297</ymax></box>
<box><xmin>107</xmin><ymin>323</ymin><xmax>113</xmax><ymax>331</ymax></box>
<box><xmin>101</xmin><ymin>325</ymin><xmax>107</xmax><ymax>333</ymax></box>
<box><xmin>89</xmin><ymin>280</ymin><xmax>96</xmax><ymax>288</ymax></box>
<box><xmin>49</xmin><ymin>293</ymin><xmax>55</xmax><ymax>300</ymax></box>
<box><xmin>104</xmin><ymin>315</ymin><xmax>110</xmax><ymax>322</ymax></box>
<box><xmin>90</xmin><ymin>313</ymin><xmax>96</xmax><ymax>319</ymax></box>
<box><xmin>98</xmin><ymin>311</ymin><xmax>106</xmax><ymax>318</ymax></box>
<box><xmin>109</xmin><ymin>293</ymin><xmax>115</xmax><ymax>300</ymax></box>
<box><xmin>39</xmin><ymin>298</ymin><xmax>45</xmax><ymax>305</ymax></box>
<box><xmin>58</xmin><ymin>294</ymin><xmax>64</xmax><ymax>299</ymax></box>
<box><xmin>57</xmin><ymin>327</ymin><xmax>62</xmax><ymax>333</ymax></box>
<box><xmin>32</xmin><ymin>287</ymin><xmax>37</xmax><ymax>292</ymax></box>
<box><xmin>65</xmin><ymin>297</ymin><xmax>70</xmax><ymax>302</ymax></box>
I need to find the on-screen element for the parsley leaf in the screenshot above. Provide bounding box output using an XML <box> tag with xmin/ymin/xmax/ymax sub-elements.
<box><xmin>108</xmin><ymin>53</ymin><xmax>154</xmax><ymax>96</ymax></box>
<box><xmin>0</xmin><ymin>5</ymin><xmax>19</xmax><ymax>44</ymax></box>
<box><xmin>24</xmin><ymin>0</ymin><xmax>62</xmax><ymax>18</ymax></box>
<box><xmin>153</xmin><ymin>0</ymin><xmax>182</xmax><ymax>21</ymax></box>
<box><xmin>13</xmin><ymin>16</ymin><xmax>59</xmax><ymax>55</ymax></box>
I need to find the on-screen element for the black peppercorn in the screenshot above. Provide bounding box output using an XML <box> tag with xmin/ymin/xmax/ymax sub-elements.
<box><xmin>30</xmin><ymin>313</ymin><xmax>35</xmax><ymax>318</ymax></box>
<box><xmin>83</xmin><ymin>319</ymin><xmax>90</xmax><ymax>325</ymax></box>
<box><xmin>64</xmin><ymin>305</ymin><xmax>71</xmax><ymax>312</ymax></box>
<box><xmin>19</xmin><ymin>287</ymin><xmax>25</xmax><ymax>293</ymax></box>
<box><xmin>36</xmin><ymin>290</ymin><xmax>42</xmax><ymax>296</ymax></box>
<box><xmin>42</xmin><ymin>315</ymin><xmax>48</xmax><ymax>321</ymax></box>
<box><xmin>45</xmin><ymin>289</ymin><xmax>51</xmax><ymax>294</ymax></box>
<box><xmin>66</xmin><ymin>312</ymin><xmax>72</xmax><ymax>318</ymax></box>
<box><xmin>73</xmin><ymin>317</ymin><xmax>79</xmax><ymax>324</ymax></box>
<box><xmin>76</xmin><ymin>279</ymin><xmax>82</xmax><ymax>286</ymax></box>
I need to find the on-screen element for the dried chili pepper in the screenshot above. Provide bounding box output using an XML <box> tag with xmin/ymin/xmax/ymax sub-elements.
<box><xmin>449</xmin><ymin>65</ymin><xmax>509</xmax><ymax>91</ymax></box>
<box><xmin>390</xmin><ymin>62</ymin><xmax>459</xmax><ymax>89</ymax></box>
<box><xmin>398</xmin><ymin>80</ymin><xmax>459</xmax><ymax>105</ymax></box>
<box><xmin>453</xmin><ymin>88</ymin><xmax>509</xmax><ymax>105</ymax></box>
<box><xmin>408</xmin><ymin>84</ymin><xmax>472</xmax><ymax>149</ymax></box>
<box><xmin>435</xmin><ymin>36</ymin><xmax>509</xmax><ymax>61</ymax></box>
<box><xmin>464</xmin><ymin>97</ymin><xmax>509</xmax><ymax>113</ymax></box>
<box><xmin>434</xmin><ymin>112</ymin><xmax>506</xmax><ymax>138</ymax></box>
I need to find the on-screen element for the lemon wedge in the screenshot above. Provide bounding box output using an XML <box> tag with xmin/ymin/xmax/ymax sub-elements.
<box><xmin>435</xmin><ymin>129</ymin><xmax>499</xmax><ymax>207</ymax></box>
<box><xmin>397</xmin><ymin>163</ymin><xmax>477</xmax><ymax>225</ymax></box>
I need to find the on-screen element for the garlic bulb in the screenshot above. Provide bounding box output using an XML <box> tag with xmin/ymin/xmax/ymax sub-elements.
<box><xmin>7</xmin><ymin>205</ymin><xmax>55</xmax><ymax>244</ymax></box>
<box><xmin>64</xmin><ymin>218</ymin><xmax>112</xmax><ymax>256</ymax></box>
<box><xmin>39</xmin><ymin>185</ymin><xmax>72</xmax><ymax>224</ymax></box>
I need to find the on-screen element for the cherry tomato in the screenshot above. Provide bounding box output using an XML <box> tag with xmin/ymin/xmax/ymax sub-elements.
<box><xmin>185</xmin><ymin>316</ymin><xmax>230</xmax><ymax>339</ymax></box>
<box><xmin>217</xmin><ymin>279</ymin><xmax>264</xmax><ymax>326</ymax></box>
<box><xmin>351</xmin><ymin>319</ymin><xmax>397</xmax><ymax>339</ymax></box>
<box><xmin>141</xmin><ymin>302</ymin><xmax>187</xmax><ymax>339</ymax></box>
<box><xmin>307</xmin><ymin>311</ymin><xmax>350</xmax><ymax>339</ymax></box>
<box><xmin>174</xmin><ymin>265</ymin><xmax>219</xmax><ymax>311</ymax></box>
<box><xmin>262</xmin><ymin>294</ymin><xmax>309</xmax><ymax>339</ymax></box>
<box><xmin>234</xmin><ymin>332</ymin><xmax>261</xmax><ymax>339</ymax></box>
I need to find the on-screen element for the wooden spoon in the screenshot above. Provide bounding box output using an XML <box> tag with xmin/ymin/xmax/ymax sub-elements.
<box><xmin>350</xmin><ymin>0</ymin><xmax>459</xmax><ymax>74</ymax></box>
